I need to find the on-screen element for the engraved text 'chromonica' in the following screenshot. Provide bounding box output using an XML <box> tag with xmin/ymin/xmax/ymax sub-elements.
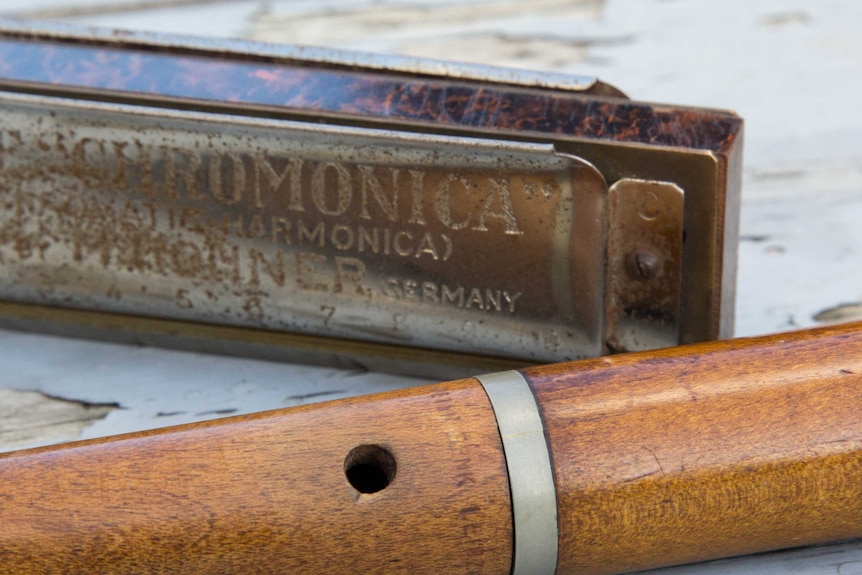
<box><xmin>0</xmin><ymin>93</ymin><xmax>607</xmax><ymax>361</ymax></box>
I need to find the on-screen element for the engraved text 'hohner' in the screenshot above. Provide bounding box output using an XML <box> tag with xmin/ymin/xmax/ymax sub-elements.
<box><xmin>0</xmin><ymin>94</ymin><xmax>605</xmax><ymax>365</ymax></box>
<box><xmin>0</xmin><ymin>20</ymin><xmax>743</xmax><ymax>375</ymax></box>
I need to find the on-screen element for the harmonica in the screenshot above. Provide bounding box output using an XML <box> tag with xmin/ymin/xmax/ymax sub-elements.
<box><xmin>0</xmin><ymin>20</ymin><xmax>743</xmax><ymax>376</ymax></box>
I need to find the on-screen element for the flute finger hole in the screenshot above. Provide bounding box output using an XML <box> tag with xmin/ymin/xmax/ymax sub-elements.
<box><xmin>344</xmin><ymin>444</ymin><xmax>396</xmax><ymax>494</ymax></box>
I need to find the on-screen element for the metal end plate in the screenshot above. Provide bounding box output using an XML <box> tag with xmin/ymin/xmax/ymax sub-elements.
<box><xmin>606</xmin><ymin>178</ymin><xmax>685</xmax><ymax>352</ymax></box>
<box><xmin>476</xmin><ymin>370</ymin><xmax>558</xmax><ymax>575</ymax></box>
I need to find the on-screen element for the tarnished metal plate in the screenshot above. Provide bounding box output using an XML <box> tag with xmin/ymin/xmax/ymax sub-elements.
<box><xmin>0</xmin><ymin>91</ymin><xmax>608</xmax><ymax>364</ymax></box>
<box><xmin>606</xmin><ymin>179</ymin><xmax>685</xmax><ymax>352</ymax></box>
<box><xmin>0</xmin><ymin>18</ymin><xmax>625</xmax><ymax>97</ymax></box>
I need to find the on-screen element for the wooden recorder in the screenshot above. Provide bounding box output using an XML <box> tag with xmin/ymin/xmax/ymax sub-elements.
<box><xmin>0</xmin><ymin>323</ymin><xmax>859</xmax><ymax>574</ymax></box>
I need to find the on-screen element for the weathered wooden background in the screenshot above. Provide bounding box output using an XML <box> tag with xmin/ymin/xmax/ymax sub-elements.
<box><xmin>1</xmin><ymin>0</ymin><xmax>861</xmax><ymax>573</ymax></box>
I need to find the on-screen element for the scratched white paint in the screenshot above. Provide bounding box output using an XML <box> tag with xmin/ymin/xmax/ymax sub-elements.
<box><xmin>0</xmin><ymin>0</ymin><xmax>237</xmax><ymax>19</ymax></box>
<box><xmin>63</xmin><ymin>1</ymin><xmax>261</xmax><ymax>37</ymax></box>
<box><xmin>644</xmin><ymin>540</ymin><xmax>862</xmax><ymax>575</ymax></box>
<box><xmin>0</xmin><ymin>388</ymin><xmax>114</xmax><ymax>449</ymax></box>
<box><xmin>0</xmin><ymin>328</ymin><xmax>430</xmax><ymax>452</ymax></box>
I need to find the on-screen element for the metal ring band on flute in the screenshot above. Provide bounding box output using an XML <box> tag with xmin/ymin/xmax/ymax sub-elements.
<box><xmin>476</xmin><ymin>371</ymin><xmax>559</xmax><ymax>575</ymax></box>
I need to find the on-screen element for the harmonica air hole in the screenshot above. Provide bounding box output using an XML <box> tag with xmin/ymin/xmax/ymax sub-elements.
<box><xmin>344</xmin><ymin>444</ymin><xmax>396</xmax><ymax>494</ymax></box>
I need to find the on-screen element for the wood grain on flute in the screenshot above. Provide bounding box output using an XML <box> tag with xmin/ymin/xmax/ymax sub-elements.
<box><xmin>0</xmin><ymin>323</ymin><xmax>860</xmax><ymax>574</ymax></box>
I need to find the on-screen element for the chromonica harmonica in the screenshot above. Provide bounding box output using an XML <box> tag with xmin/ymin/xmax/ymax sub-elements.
<box><xmin>0</xmin><ymin>20</ymin><xmax>743</xmax><ymax>376</ymax></box>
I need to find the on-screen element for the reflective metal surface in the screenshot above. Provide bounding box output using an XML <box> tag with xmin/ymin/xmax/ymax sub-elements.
<box><xmin>0</xmin><ymin>91</ymin><xmax>607</xmax><ymax>364</ymax></box>
<box><xmin>476</xmin><ymin>370</ymin><xmax>558</xmax><ymax>575</ymax></box>
<box><xmin>0</xmin><ymin>18</ymin><xmax>625</xmax><ymax>97</ymax></box>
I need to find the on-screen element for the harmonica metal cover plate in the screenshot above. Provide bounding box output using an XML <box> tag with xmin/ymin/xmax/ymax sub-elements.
<box><xmin>0</xmin><ymin>92</ymin><xmax>607</xmax><ymax>364</ymax></box>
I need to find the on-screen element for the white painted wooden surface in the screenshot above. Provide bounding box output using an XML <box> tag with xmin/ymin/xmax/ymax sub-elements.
<box><xmin>0</xmin><ymin>0</ymin><xmax>860</xmax><ymax>573</ymax></box>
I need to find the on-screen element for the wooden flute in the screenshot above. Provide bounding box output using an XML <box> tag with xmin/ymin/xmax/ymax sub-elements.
<box><xmin>0</xmin><ymin>322</ymin><xmax>859</xmax><ymax>574</ymax></box>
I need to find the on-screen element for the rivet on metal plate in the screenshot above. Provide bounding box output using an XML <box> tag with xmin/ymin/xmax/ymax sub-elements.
<box><xmin>606</xmin><ymin>178</ymin><xmax>685</xmax><ymax>352</ymax></box>
<box><xmin>0</xmin><ymin>21</ymin><xmax>742</xmax><ymax>376</ymax></box>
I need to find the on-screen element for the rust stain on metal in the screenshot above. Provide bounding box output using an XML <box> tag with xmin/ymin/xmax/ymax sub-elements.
<box><xmin>0</xmin><ymin>23</ymin><xmax>743</xmax><ymax>372</ymax></box>
<box><xmin>0</xmin><ymin>37</ymin><xmax>739</xmax><ymax>151</ymax></box>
